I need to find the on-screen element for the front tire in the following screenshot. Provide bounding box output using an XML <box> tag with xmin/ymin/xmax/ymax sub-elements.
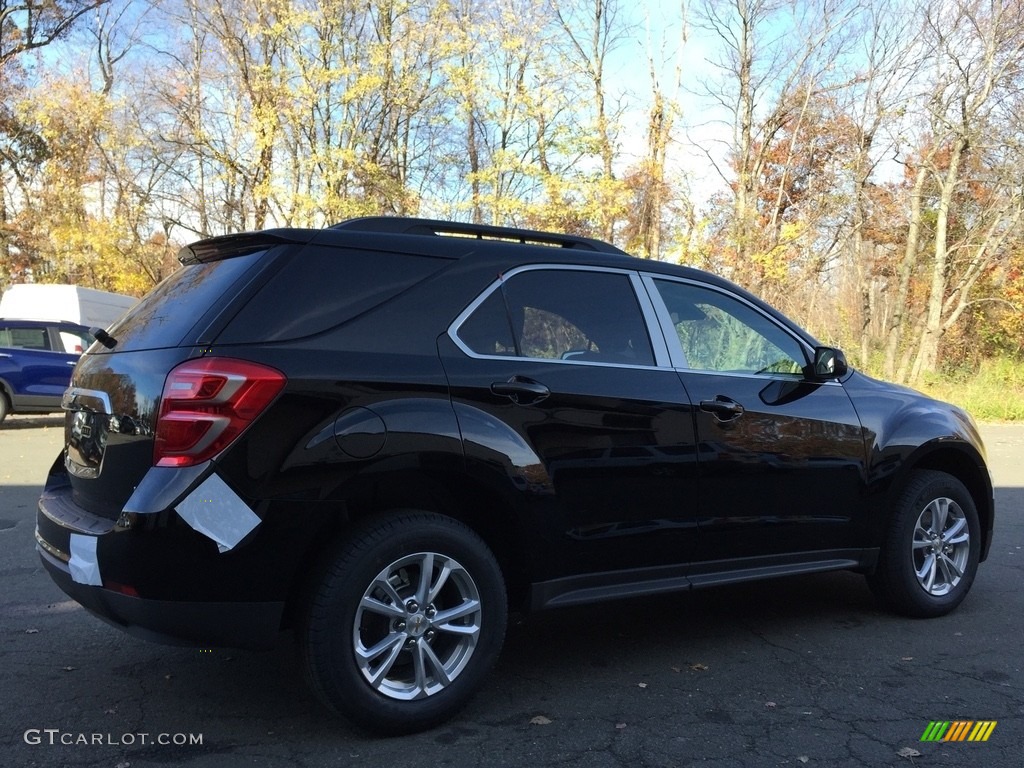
<box><xmin>301</xmin><ymin>511</ymin><xmax>507</xmax><ymax>734</ymax></box>
<box><xmin>868</xmin><ymin>470</ymin><xmax>980</xmax><ymax>618</ymax></box>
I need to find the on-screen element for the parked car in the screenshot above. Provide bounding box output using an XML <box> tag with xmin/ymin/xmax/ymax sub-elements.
<box><xmin>0</xmin><ymin>319</ymin><xmax>94</xmax><ymax>423</ymax></box>
<box><xmin>36</xmin><ymin>218</ymin><xmax>994</xmax><ymax>733</ymax></box>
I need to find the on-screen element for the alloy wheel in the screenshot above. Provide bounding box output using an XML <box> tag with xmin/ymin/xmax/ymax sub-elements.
<box><xmin>353</xmin><ymin>551</ymin><xmax>482</xmax><ymax>700</ymax></box>
<box><xmin>912</xmin><ymin>496</ymin><xmax>970</xmax><ymax>597</ymax></box>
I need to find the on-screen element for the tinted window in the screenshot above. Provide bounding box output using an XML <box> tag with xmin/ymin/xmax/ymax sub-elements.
<box><xmin>460</xmin><ymin>269</ymin><xmax>655</xmax><ymax>365</ymax></box>
<box><xmin>217</xmin><ymin>246</ymin><xmax>449</xmax><ymax>343</ymax></box>
<box><xmin>654</xmin><ymin>280</ymin><xmax>806</xmax><ymax>375</ymax></box>
<box><xmin>107</xmin><ymin>250</ymin><xmax>265</xmax><ymax>351</ymax></box>
<box><xmin>458</xmin><ymin>290</ymin><xmax>517</xmax><ymax>356</ymax></box>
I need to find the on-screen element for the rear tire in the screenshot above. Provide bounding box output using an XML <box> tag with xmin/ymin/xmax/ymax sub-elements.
<box><xmin>300</xmin><ymin>511</ymin><xmax>507</xmax><ymax>734</ymax></box>
<box><xmin>867</xmin><ymin>470</ymin><xmax>980</xmax><ymax>618</ymax></box>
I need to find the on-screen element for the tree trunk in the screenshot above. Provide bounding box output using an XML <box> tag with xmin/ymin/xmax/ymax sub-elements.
<box><xmin>883</xmin><ymin>165</ymin><xmax>927</xmax><ymax>381</ymax></box>
<box><xmin>909</xmin><ymin>136</ymin><xmax>967</xmax><ymax>384</ymax></box>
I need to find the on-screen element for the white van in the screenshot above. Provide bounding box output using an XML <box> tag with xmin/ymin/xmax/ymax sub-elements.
<box><xmin>0</xmin><ymin>284</ymin><xmax>137</xmax><ymax>341</ymax></box>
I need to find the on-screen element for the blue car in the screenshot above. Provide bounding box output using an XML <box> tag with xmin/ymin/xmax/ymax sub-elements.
<box><xmin>0</xmin><ymin>319</ymin><xmax>94</xmax><ymax>424</ymax></box>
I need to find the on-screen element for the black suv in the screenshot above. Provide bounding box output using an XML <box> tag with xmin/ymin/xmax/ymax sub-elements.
<box><xmin>36</xmin><ymin>218</ymin><xmax>993</xmax><ymax>733</ymax></box>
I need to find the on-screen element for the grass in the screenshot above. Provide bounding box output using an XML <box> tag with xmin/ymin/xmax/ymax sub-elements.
<box><xmin>916</xmin><ymin>357</ymin><xmax>1024</xmax><ymax>422</ymax></box>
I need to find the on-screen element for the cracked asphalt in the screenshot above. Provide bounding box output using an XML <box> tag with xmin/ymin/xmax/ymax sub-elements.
<box><xmin>1</xmin><ymin>416</ymin><xmax>1021</xmax><ymax>768</ymax></box>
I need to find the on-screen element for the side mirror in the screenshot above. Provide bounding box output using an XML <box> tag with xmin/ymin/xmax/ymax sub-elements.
<box><xmin>812</xmin><ymin>346</ymin><xmax>848</xmax><ymax>379</ymax></box>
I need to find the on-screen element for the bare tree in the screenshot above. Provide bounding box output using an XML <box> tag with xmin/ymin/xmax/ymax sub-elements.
<box><xmin>552</xmin><ymin>0</ymin><xmax>629</xmax><ymax>242</ymax></box>
<box><xmin>0</xmin><ymin>0</ymin><xmax>107</xmax><ymax>65</ymax></box>
<box><xmin>692</xmin><ymin>0</ymin><xmax>862</xmax><ymax>293</ymax></box>
<box><xmin>906</xmin><ymin>0</ymin><xmax>1024</xmax><ymax>382</ymax></box>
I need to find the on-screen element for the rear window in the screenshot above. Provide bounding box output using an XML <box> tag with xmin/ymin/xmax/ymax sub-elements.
<box><xmin>214</xmin><ymin>245</ymin><xmax>449</xmax><ymax>344</ymax></box>
<box><xmin>106</xmin><ymin>250</ymin><xmax>265</xmax><ymax>351</ymax></box>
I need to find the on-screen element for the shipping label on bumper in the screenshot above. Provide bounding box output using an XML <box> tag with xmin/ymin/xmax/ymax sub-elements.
<box><xmin>68</xmin><ymin>534</ymin><xmax>103</xmax><ymax>586</ymax></box>
<box><xmin>175</xmin><ymin>474</ymin><xmax>260</xmax><ymax>552</ymax></box>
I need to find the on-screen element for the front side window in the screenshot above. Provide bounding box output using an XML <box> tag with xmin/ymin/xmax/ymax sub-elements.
<box><xmin>653</xmin><ymin>280</ymin><xmax>806</xmax><ymax>375</ymax></box>
<box><xmin>0</xmin><ymin>325</ymin><xmax>50</xmax><ymax>350</ymax></box>
<box><xmin>458</xmin><ymin>269</ymin><xmax>655</xmax><ymax>366</ymax></box>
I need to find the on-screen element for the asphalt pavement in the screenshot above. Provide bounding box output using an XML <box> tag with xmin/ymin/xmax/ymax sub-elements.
<box><xmin>1</xmin><ymin>415</ymin><xmax>1021</xmax><ymax>768</ymax></box>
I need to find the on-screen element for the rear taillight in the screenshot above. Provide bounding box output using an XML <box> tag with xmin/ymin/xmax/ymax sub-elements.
<box><xmin>153</xmin><ymin>357</ymin><xmax>286</xmax><ymax>467</ymax></box>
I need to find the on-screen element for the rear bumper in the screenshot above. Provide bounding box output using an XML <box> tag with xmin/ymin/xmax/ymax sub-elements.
<box><xmin>36</xmin><ymin>474</ymin><xmax>286</xmax><ymax>649</ymax></box>
<box><xmin>37</xmin><ymin>545</ymin><xmax>284</xmax><ymax>649</ymax></box>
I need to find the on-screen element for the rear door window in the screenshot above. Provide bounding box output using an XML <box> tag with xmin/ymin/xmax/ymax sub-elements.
<box><xmin>58</xmin><ymin>329</ymin><xmax>93</xmax><ymax>354</ymax></box>
<box><xmin>457</xmin><ymin>268</ymin><xmax>656</xmax><ymax>366</ymax></box>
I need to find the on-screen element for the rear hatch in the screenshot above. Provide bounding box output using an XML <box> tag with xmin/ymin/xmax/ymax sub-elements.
<box><xmin>62</xmin><ymin>236</ymin><xmax>297</xmax><ymax>519</ymax></box>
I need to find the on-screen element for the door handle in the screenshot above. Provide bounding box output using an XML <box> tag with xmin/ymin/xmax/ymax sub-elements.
<box><xmin>490</xmin><ymin>376</ymin><xmax>550</xmax><ymax>405</ymax></box>
<box><xmin>699</xmin><ymin>396</ymin><xmax>745</xmax><ymax>421</ymax></box>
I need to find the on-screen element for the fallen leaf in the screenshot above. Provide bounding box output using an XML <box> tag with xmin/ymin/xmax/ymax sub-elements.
<box><xmin>765</xmin><ymin>701</ymin><xmax>777</xmax><ymax>708</ymax></box>
<box><xmin>62</xmin><ymin>666</ymin><xmax>76</xmax><ymax>672</ymax></box>
<box><xmin>25</xmin><ymin>629</ymin><xmax>39</xmax><ymax>634</ymax></box>
<box><xmin>529</xmin><ymin>715</ymin><xmax>552</xmax><ymax>726</ymax></box>
<box><xmin>797</xmin><ymin>757</ymin><xmax>809</xmax><ymax>764</ymax></box>
<box><xmin>897</xmin><ymin>747</ymin><xmax>921</xmax><ymax>758</ymax></box>
<box><xmin>690</xmin><ymin>663</ymin><xmax>708</xmax><ymax>671</ymax></box>
<box><xmin>637</xmin><ymin>682</ymin><xmax>648</xmax><ymax>689</ymax></box>
<box><xmin>615</xmin><ymin>722</ymin><xmax>627</xmax><ymax>730</ymax></box>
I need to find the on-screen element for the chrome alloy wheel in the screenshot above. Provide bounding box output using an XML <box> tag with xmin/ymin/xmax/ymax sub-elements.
<box><xmin>912</xmin><ymin>496</ymin><xmax>970</xmax><ymax>596</ymax></box>
<box><xmin>354</xmin><ymin>552</ymin><xmax>482</xmax><ymax>700</ymax></box>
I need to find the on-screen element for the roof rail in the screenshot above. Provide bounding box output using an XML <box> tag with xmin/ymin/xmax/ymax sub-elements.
<box><xmin>331</xmin><ymin>217</ymin><xmax>627</xmax><ymax>255</ymax></box>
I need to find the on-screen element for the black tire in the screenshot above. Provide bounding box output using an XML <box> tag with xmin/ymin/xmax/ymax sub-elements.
<box><xmin>867</xmin><ymin>470</ymin><xmax>980</xmax><ymax>618</ymax></box>
<box><xmin>300</xmin><ymin>511</ymin><xmax>507</xmax><ymax>734</ymax></box>
<box><xmin>0</xmin><ymin>392</ymin><xmax>9</xmax><ymax>424</ymax></box>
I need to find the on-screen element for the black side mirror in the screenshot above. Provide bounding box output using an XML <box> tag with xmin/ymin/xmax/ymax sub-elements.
<box><xmin>812</xmin><ymin>346</ymin><xmax>848</xmax><ymax>379</ymax></box>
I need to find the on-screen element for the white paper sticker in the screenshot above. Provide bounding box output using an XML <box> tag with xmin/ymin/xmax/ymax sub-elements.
<box><xmin>68</xmin><ymin>534</ymin><xmax>103</xmax><ymax>586</ymax></box>
<box><xmin>176</xmin><ymin>473</ymin><xmax>261</xmax><ymax>553</ymax></box>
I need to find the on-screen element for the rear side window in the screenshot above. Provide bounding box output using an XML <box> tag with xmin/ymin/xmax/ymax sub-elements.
<box><xmin>108</xmin><ymin>250</ymin><xmax>265</xmax><ymax>351</ymax></box>
<box><xmin>216</xmin><ymin>246</ymin><xmax>449</xmax><ymax>344</ymax></box>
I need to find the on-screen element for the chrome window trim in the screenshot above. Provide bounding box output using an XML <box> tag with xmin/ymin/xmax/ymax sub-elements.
<box><xmin>448</xmin><ymin>264</ymin><xmax>673</xmax><ymax>369</ymax></box>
